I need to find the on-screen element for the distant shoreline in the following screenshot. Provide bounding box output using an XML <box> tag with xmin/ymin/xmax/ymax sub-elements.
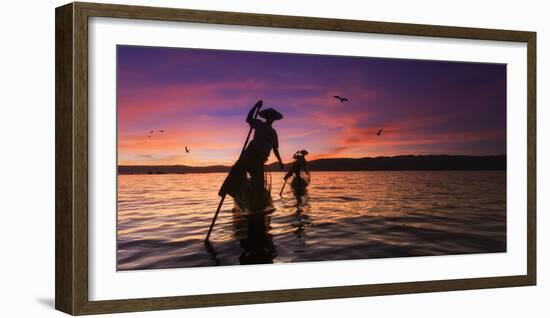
<box><xmin>118</xmin><ymin>155</ymin><xmax>506</xmax><ymax>175</ymax></box>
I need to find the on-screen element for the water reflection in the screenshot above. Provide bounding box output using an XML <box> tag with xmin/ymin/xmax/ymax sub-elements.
<box><xmin>290</xmin><ymin>191</ymin><xmax>310</xmax><ymax>254</ymax></box>
<box><xmin>233</xmin><ymin>211</ymin><xmax>276</xmax><ymax>265</ymax></box>
<box><xmin>203</xmin><ymin>240</ymin><xmax>221</xmax><ymax>266</ymax></box>
<box><xmin>117</xmin><ymin>171</ymin><xmax>507</xmax><ymax>270</ymax></box>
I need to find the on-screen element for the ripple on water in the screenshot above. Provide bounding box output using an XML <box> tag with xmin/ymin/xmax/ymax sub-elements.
<box><xmin>117</xmin><ymin>171</ymin><xmax>506</xmax><ymax>270</ymax></box>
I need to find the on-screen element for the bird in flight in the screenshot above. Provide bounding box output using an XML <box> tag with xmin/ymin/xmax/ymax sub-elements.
<box><xmin>333</xmin><ymin>95</ymin><xmax>349</xmax><ymax>103</ymax></box>
<box><xmin>159</xmin><ymin>130</ymin><xmax>165</xmax><ymax>133</ymax></box>
<box><xmin>376</xmin><ymin>129</ymin><xmax>384</xmax><ymax>136</ymax></box>
<box><xmin>149</xmin><ymin>130</ymin><xmax>154</xmax><ymax>134</ymax></box>
<box><xmin>148</xmin><ymin>135</ymin><xmax>151</xmax><ymax>138</ymax></box>
<box><xmin>185</xmin><ymin>147</ymin><xmax>190</xmax><ymax>153</ymax></box>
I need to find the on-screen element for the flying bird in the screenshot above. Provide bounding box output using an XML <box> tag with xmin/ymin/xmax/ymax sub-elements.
<box><xmin>185</xmin><ymin>147</ymin><xmax>190</xmax><ymax>153</ymax></box>
<box><xmin>376</xmin><ymin>129</ymin><xmax>384</xmax><ymax>136</ymax></box>
<box><xmin>159</xmin><ymin>130</ymin><xmax>165</xmax><ymax>133</ymax></box>
<box><xmin>333</xmin><ymin>95</ymin><xmax>349</xmax><ymax>103</ymax></box>
<box><xmin>148</xmin><ymin>136</ymin><xmax>151</xmax><ymax>138</ymax></box>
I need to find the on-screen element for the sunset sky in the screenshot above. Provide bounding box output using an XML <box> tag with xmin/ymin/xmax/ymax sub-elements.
<box><xmin>117</xmin><ymin>45</ymin><xmax>506</xmax><ymax>166</ymax></box>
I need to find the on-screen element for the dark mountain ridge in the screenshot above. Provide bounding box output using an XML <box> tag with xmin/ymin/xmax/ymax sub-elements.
<box><xmin>118</xmin><ymin>155</ymin><xmax>506</xmax><ymax>175</ymax></box>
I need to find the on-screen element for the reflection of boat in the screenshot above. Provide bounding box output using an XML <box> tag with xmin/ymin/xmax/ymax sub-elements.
<box><xmin>290</xmin><ymin>171</ymin><xmax>310</xmax><ymax>197</ymax></box>
<box><xmin>232</xmin><ymin>170</ymin><xmax>275</xmax><ymax>213</ymax></box>
<box><xmin>232</xmin><ymin>209</ymin><xmax>276</xmax><ymax>265</ymax></box>
<box><xmin>229</xmin><ymin>167</ymin><xmax>277</xmax><ymax>264</ymax></box>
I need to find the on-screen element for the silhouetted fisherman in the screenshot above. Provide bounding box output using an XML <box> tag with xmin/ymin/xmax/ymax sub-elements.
<box><xmin>284</xmin><ymin>150</ymin><xmax>309</xmax><ymax>181</ymax></box>
<box><xmin>219</xmin><ymin>102</ymin><xmax>284</xmax><ymax>211</ymax></box>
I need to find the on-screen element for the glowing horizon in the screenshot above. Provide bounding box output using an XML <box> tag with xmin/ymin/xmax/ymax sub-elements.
<box><xmin>117</xmin><ymin>46</ymin><xmax>506</xmax><ymax>166</ymax></box>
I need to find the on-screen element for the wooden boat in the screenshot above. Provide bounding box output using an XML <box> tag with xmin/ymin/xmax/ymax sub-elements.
<box><xmin>290</xmin><ymin>170</ymin><xmax>310</xmax><ymax>196</ymax></box>
<box><xmin>232</xmin><ymin>170</ymin><xmax>275</xmax><ymax>214</ymax></box>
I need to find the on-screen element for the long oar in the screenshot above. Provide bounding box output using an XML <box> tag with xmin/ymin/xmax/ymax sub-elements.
<box><xmin>205</xmin><ymin>101</ymin><xmax>262</xmax><ymax>242</ymax></box>
<box><xmin>279</xmin><ymin>179</ymin><xmax>288</xmax><ymax>197</ymax></box>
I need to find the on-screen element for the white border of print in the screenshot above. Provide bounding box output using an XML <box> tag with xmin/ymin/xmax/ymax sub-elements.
<box><xmin>88</xmin><ymin>17</ymin><xmax>527</xmax><ymax>301</ymax></box>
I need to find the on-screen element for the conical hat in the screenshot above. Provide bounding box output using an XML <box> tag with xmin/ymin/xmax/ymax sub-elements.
<box><xmin>258</xmin><ymin>108</ymin><xmax>283</xmax><ymax>121</ymax></box>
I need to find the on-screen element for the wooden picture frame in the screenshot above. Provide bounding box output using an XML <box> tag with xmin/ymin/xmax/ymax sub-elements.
<box><xmin>56</xmin><ymin>1</ymin><xmax>536</xmax><ymax>315</ymax></box>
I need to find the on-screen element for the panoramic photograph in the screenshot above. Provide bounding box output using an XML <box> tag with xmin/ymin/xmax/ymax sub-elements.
<box><xmin>116</xmin><ymin>45</ymin><xmax>507</xmax><ymax>271</ymax></box>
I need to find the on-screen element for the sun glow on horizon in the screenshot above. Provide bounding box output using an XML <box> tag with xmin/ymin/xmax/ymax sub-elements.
<box><xmin>118</xmin><ymin>46</ymin><xmax>506</xmax><ymax>166</ymax></box>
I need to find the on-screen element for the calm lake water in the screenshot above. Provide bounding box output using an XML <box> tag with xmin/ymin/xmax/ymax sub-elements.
<box><xmin>117</xmin><ymin>171</ymin><xmax>506</xmax><ymax>270</ymax></box>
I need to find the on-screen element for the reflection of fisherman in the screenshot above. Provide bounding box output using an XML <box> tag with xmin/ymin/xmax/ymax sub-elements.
<box><xmin>244</xmin><ymin>103</ymin><xmax>284</xmax><ymax>209</ymax></box>
<box><xmin>284</xmin><ymin>150</ymin><xmax>309</xmax><ymax>181</ymax></box>
<box><xmin>238</xmin><ymin>212</ymin><xmax>276</xmax><ymax>264</ymax></box>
